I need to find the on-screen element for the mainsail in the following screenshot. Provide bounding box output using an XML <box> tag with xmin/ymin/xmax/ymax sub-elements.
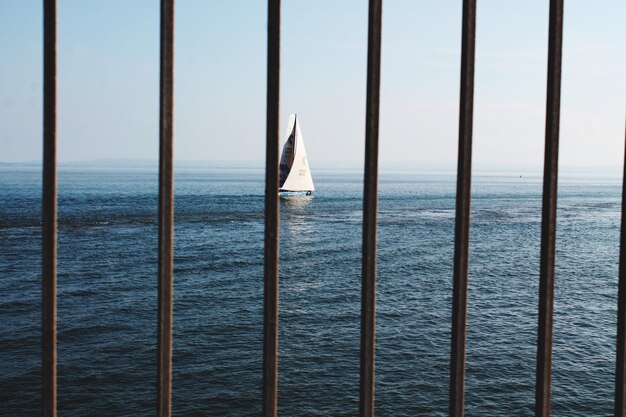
<box><xmin>279</xmin><ymin>114</ymin><xmax>315</xmax><ymax>192</ymax></box>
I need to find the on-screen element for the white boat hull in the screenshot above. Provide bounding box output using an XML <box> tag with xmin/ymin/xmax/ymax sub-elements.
<box><xmin>279</xmin><ymin>190</ymin><xmax>312</xmax><ymax>197</ymax></box>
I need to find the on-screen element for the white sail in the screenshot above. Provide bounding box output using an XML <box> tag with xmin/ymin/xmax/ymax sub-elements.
<box><xmin>279</xmin><ymin>114</ymin><xmax>315</xmax><ymax>192</ymax></box>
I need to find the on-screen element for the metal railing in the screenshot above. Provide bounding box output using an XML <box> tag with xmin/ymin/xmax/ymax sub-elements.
<box><xmin>39</xmin><ymin>0</ymin><xmax>625</xmax><ymax>416</ymax></box>
<box><xmin>42</xmin><ymin>1</ymin><xmax>57</xmax><ymax>415</ymax></box>
<box><xmin>449</xmin><ymin>0</ymin><xmax>476</xmax><ymax>415</ymax></box>
<box><xmin>156</xmin><ymin>1</ymin><xmax>175</xmax><ymax>416</ymax></box>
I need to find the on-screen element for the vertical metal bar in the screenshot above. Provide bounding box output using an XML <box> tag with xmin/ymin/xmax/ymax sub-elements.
<box><xmin>449</xmin><ymin>1</ymin><xmax>476</xmax><ymax>416</ymax></box>
<box><xmin>535</xmin><ymin>1</ymin><xmax>563</xmax><ymax>416</ymax></box>
<box><xmin>615</xmin><ymin>121</ymin><xmax>626</xmax><ymax>416</ymax></box>
<box><xmin>157</xmin><ymin>0</ymin><xmax>175</xmax><ymax>416</ymax></box>
<box><xmin>42</xmin><ymin>0</ymin><xmax>57</xmax><ymax>416</ymax></box>
<box><xmin>359</xmin><ymin>0</ymin><xmax>382</xmax><ymax>416</ymax></box>
<box><xmin>263</xmin><ymin>0</ymin><xmax>280</xmax><ymax>416</ymax></box>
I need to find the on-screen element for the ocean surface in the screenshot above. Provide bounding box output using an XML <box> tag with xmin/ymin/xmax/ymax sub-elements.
<box><xmin>0</xmin><ymin>166</ymin><xmax>622</xmax><ymax>416</ymax></box>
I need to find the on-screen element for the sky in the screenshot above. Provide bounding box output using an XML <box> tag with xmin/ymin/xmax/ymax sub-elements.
<box><xmin>0</xmin><ymin>0</ymin><xmax>624</xmax><ymax>169</ymax></box>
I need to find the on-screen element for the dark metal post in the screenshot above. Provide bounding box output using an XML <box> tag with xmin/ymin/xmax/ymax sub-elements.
<box><xmin>157</xmin><ymin>0</ymin><xmax>175</xmax><ymax>416</ymax></box>
<box><xmin>615</xmin><ymin>121</ymin><xmax>626</xmax><ymax>416</ymax></box>
<box><xmin>449</xmin><ymin>1</ymin><xmax>476</xmax><ymax>416</ymax></box>
<box><xmin>263</xmin><ymin>0</ymin><xmax>280</xmax><ymax>416</ymax></box>
<box><xmin>42</xmin><ymin>0</ymin><xmax>57</xmax><ymax>416</ymax></box>
<box><xmin>535</xmin><ymin>1</ymin><xmax>563</xmax><ymax>416</ymax></box>
<box><xmin>359</xmin><ymin>0</ymin><xmax>382</xmax><ymax>416</ymax></box>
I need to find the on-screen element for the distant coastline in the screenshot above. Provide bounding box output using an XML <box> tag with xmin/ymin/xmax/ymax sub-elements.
<box><xmin>1</xmin><ymin>158</ymin><xmax>622</xmax><ymax>178</ymax></box>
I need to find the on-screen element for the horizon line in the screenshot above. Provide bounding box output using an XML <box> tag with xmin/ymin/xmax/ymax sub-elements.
<box><xmin>0</xmin><ymin>158</ymin><xmax>623</xmax><ymax>173</ymax></box>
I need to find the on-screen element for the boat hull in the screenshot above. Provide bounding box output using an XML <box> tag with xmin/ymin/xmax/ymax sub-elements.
<box><xmin>279</xmin><ymin>190</ymin><xmax>312</xmax><ymax>197</ymax></box>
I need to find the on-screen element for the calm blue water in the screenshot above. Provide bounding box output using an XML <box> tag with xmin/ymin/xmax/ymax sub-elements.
<box><xmin>0</xmin><ymin>166</ymin><xmax>621</xmax><ymax>416</ymax></box>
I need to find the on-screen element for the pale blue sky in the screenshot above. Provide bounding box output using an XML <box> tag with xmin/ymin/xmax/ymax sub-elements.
<box><xmin>0</xmin><ymin>0</ymin><xmax>624</xmax><ymax>168</ymax></box>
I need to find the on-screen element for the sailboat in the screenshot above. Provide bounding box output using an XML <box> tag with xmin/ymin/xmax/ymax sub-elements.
<box><xmin>279</xmin><ymin>114</ymin><xmax>315</xmax><ymax>197</ymax></box>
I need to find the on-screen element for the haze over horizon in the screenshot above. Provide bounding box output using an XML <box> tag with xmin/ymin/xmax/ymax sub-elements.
<box><xmin>1</xmin><ymin>1</ymin><xmax>624</xmax><ymax>168</ymax></box>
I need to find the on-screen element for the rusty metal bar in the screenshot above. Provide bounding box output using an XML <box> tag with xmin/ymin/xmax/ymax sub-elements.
<box><xmin>263</xmin><ymin>0</ymin><xmax>280</xmax><ymax>416</ymax></box>
<box><xmin>359</xmin><ymin>0</ymin><xmax>382</xmax><ymax>416</ymax></box>
<box><xmin>615</xmin><ymin>122</ymin><xmax>626</xmax><ymax>416</ymax></box>
<box><xmin>535</xmin><ymin>1</ymin><xmax>563</xmax><ymax>416</ymax></box>
<box><xmin>42</xmin><ymin>0</ymin><xmax>57</xmax><ymax>416</ymax></box>
<box><xmin>157</xmin><ymin>0</ymin><xmax>175</xmax><ymax>416</ymax></box>
<box><xmin>448</xmin><ymin>1</ymin><xmax>476</xmax><ymax>416</ymax></box>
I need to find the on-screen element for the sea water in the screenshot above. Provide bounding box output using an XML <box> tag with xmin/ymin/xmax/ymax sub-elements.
<box><xmin>0</xmin><ymin>167</ymin><xmax>621</xmax><ymax>416</ymax></box>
